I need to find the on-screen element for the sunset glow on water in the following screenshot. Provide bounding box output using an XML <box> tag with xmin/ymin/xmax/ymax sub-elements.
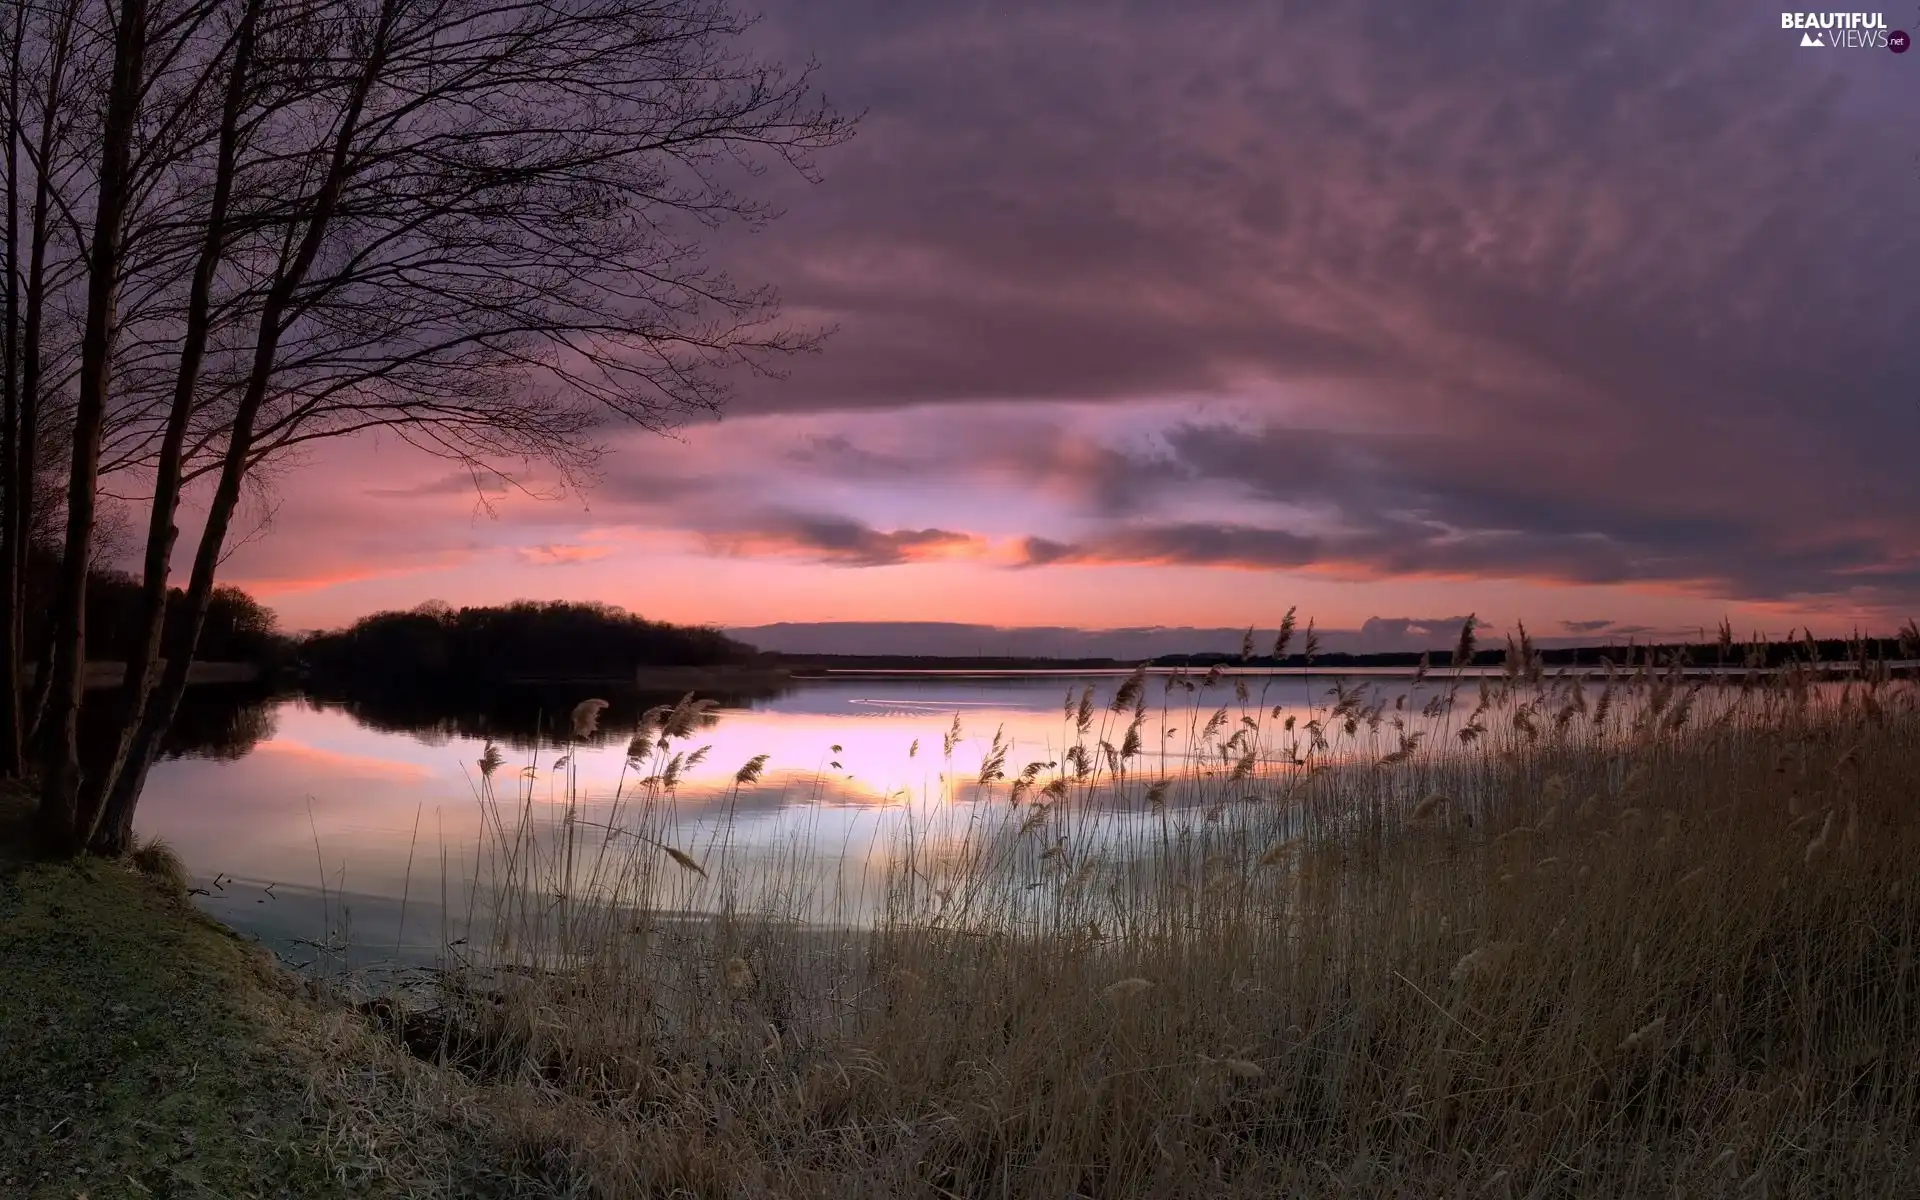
<box><xmin>124</xmin><ymin>665</ymin><xmax>1778</xmax><ymax>967</ymax></box>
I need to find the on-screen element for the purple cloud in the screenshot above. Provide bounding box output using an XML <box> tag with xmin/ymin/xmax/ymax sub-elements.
<box><xmin>704</xmin><ymin>511</ymin><xmax>985</xmax><ymax>567</ymax></box>
<box><xmin>221</xmin><ymin>0</ymin><xmax>1920</xmax><ymax>631</ymax></box>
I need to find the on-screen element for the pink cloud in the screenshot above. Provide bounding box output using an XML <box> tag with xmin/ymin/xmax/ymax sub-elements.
<box><xmin>516</xmin><ymin>543</ymin><xmax>614</xmax><ymax>566</ymax></box>
<box><xmin>703</xmin><ymin>512</ymin><xmax>987</xmax><ymax>567</ymax></box>
<box><xmin>229</xmin><ymin>551</ymin><xmax>482</xmax><ymax>597</ymax></box>
<box><xmin>252</xmin><ymin>739</ymin><xmax>437</xmax><ymax>782</ymax></box>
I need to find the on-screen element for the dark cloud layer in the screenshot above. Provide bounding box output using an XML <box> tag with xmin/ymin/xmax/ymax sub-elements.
<box><xmin>1124</xmin><ymin>422</ymin><xmax>1916</xmax><ymax>602</ymax></box>
<box><xmin>240</xmin><ymin>1</ymin><xmax>1920</xmax><ymax>627</ymax></box>
<box><xmin>704</xmin><ymin>510</ymin><xmax>981</xmax><ymax>567</ymax></box>
<box><xmin>1560</xmin><ymin>619</ymin><xmax>1618</xmax><ymax>634</ymax></box>
<box><xmin>752</xmin><ymin>408</ymin><xmax>1915</xmax><ymax>604</ymax></box>
<box><xmin>736</xmin><ymin>0</ymin><xmax>1913</xmax><ymax>419</ymax></box>
<box><xmin>670</xmin><ymin>0</ymin><xmax>1920</xmax><ymax>612</ymax></box>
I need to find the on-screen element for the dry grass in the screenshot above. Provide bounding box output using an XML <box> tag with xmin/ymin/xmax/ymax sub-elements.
<box><xmin>0</xmin><ymin>797</ymin><xmax>394</xmax><ymax>1198</ymax></box>
<box><xmin>128</xmin><ymin>833</ymin><xmax>191</xmax><ymax>897</ymax></box>
<box><xmin>339</xmin><ymin>648</ymin><xmax>1920</xmax><ymax>1197</ymax></box>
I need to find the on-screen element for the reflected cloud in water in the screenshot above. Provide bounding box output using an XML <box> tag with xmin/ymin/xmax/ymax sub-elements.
<box><xmin>125</xmin><ymin>671</ymin><xmax>1474</xmax><ymax>961</ymax></box>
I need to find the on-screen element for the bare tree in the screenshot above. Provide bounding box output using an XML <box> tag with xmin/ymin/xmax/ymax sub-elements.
<box><xmin>77</xmin><ymin>0</ymin><xmax>258</xmax><ymax>849</ymax></box>
<box><xmin>2</xmin><ymin>0</ymin><xmax>853</xmax><ymax>854</ymax></box>
<box><xmin>35</xmin><ymin>0</ymin><xmax>155</xmax><ymax>849</ymax></box>
<box><xmin>0</xmin><ymin>0</ymin><xmax>84</xmax><ymax>779</ymax></box>
<box><xmin>0</xmin><ymin>0</ymin><xmax>24</xmax><ymax>779</ymax></box>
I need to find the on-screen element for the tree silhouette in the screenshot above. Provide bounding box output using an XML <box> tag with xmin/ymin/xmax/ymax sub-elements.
<box><xmin>0</xmin><ymin>0</ymin><xmax>853</xmax><ymax>853</ymax></box>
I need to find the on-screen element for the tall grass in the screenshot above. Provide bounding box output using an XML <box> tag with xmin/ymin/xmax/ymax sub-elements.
<box><xmin>362</xmin><ymin>637</ymin><xmax>1920</xmax><ymax>1197</ymax></box>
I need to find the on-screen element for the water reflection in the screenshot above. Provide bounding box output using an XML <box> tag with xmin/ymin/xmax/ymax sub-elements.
<box><xmin>119</xmin><ymin>669</ymin><xmax>1720</xmax><ymax>968</ymax></box>
<box><xmin>79</xmin><ymin>680</ymin><xmax>282</xmax><ymax>763</ymax></box>
<box><xmin>111</xmin><ymin>674</ymin><xmax>1288</xmax><ymax>962</ymax></box>
<box><xmin>297</xmin><ymin>676</ymin><xmax>796</xmax><ymax>749</ymax></box>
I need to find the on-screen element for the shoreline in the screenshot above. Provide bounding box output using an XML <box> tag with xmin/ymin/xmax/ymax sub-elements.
<box><xmin>43</xmin><ymin>659</ymin><xmax>263</xmax><ymax>690</ymax></box>
<box><xmin>478</xmin><ymin>665</ymin><xmax>798</xmax><ymax>689</ymax></box>
<box><xmin>632</xmin><ymin>664</ymin><xmax>793</xmax><ymax>689</ymax></box>
<box><xmin>0</xmin><ymin>788</ymin><xmax>529</xmax><ymax>1196</ymax></box>
<box><xmin>0</xmin><ymin>790</ymin><xmax>370</xmax><ymax>1194</ymax></box>
<box><xmin>785</xmin><ymin>660</ymin><xmax>1920</xmax><ymax>681</ymax></box>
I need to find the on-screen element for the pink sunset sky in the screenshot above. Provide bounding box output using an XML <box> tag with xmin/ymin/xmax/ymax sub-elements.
<box><xmin>181</xmin><ymin>0</ymin><xmax>1919</xmax><ymax>654</ymax></box>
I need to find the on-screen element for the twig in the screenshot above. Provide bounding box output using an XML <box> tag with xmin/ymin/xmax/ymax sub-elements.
<box><xmin>1392</xmin><ymin>970</ymin><xmax>1486</xmax><ymax>1044</ymax></box>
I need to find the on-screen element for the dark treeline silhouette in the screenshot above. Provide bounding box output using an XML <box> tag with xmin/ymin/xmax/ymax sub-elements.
<box><xmin>777</xmin><ymin>631</ymin><xmax>1920</xmax><ymax>674</ymax></box>
<box><xmin>0</xmin><ymin>0</ymin><xmax>849</xmax><ymax>857</ymax></box>
<box><xmin>778</xmin><ymin>655</ymin><xmax>1138</xmax><ymax>673</ymax></box>
<box><xmin>83</xmin><ymin>572</ymin><xmax>290</xmax><ymax>667</ymax></box>
<box><xmin>300</xmin><ymin>601</ymin><xmax>757</xmax><ymax>687</ymax></box>
<box><xmin>3</xmin><ymin>548</ymin><xmax>290</xmax><ymax>670</ymax></box>
<box><xmin>1157</xmin><ymin>633</ymin><xmax>1920</xmax><ymax>671</ymax></box>
<box><xmin>79</xmin><ymin>683</ymin><xmax>279</xmax><ymax>764</ymax></box>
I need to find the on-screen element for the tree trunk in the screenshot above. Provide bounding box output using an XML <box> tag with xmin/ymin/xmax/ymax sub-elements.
<box><xmin>11</xmin><ymin>0</ymin><xmax>71</xmax><ymax>768</ymax></box>
<box><xmin>37</xmin><ymin>0</ymin><xmax>149</xmax><ymax>854</ymax></box>
<box><xmin>0</xmin><ymin>0</ymin><xmax>24</xmax><ymax>779</ymax></box>
<box><xmin>88</xmin><ymin>0</ymin><xmax>258</xmax><ymax>856</ymax></box>
<box><xmin>100</xmin><ymin>0</ymin><xmax>393</xmax><ymax>850</ymax></box>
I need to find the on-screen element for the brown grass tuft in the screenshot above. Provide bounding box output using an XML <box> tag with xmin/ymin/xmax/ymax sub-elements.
<box><xmin>128</xmin><ymin>834</ymin><xmax>191</xmax><ymax>897</ymax></box>
<box><xmin>570</xmin><ymin>698</ymin><xmax>610</xmax><ymax>740</ymax></box>
<box><xmin>1449</xmin><ymin>941</ymin><xmax>1520</xmax><ymax>986</ymax></box>
<box><xmin>1617</xmin><ymin>1016</ymin><xmax>1666</xmax><ymax>1053</ymax></box>
<box><xmin>1257</xmin><ymin>837</ymin><xmax>1297</xmax><ymax>867</ymax></box>
<box><xmin>661</xmin><ymin>844</ymin><xmax>707</xmax><ymax>877</ymax></box>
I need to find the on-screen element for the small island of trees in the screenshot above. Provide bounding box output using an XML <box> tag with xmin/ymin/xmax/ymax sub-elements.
<box><xmin>298</xmin><ymin>600</ymin><xmax>756</xmax><ymax>687</ymax></box>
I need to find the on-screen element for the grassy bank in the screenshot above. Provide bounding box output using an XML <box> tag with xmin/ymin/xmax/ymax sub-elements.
<box><xmin>0</xmin><ymin>785</ymin><xmax>711</xmax><ymax>1198</ymax></box>
<box><xmin>0</xmin><ymin>798</ymin><xmax>352</xmax><ymax>1197</ymax></box>
<box><xmin>0</xmin><ymin>794</ymin><xmax>592</xmax><ymax>1198</ymax></box>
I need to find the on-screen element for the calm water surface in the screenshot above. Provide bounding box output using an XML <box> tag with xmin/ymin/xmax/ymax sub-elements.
<box><xmin>124</xmin><ymin>669</ymin><xmax>1595</xmax><ymax>968</ymax></box>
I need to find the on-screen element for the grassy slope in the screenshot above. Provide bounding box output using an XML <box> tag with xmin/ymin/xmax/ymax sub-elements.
<box><xmin>0</xmin><ymin>792</ymin><xmax>382</xmax><ymax>1200</ymax></box>
<box><xmin>0</xmin><ymin>791</ymin><xmax>608</xmax><ymax>1200</ymax></box>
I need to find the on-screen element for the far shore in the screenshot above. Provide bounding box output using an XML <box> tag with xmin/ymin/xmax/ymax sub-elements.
<box><xmin>500</xmin><ymin>664</ymin><xmax>795</xmax><ymax>689</ymax></box>
<box><xmin>632</xmin><ymin>664</ymin><xmax>793</xmax><ymax>688</ymax></box>
<box><xmin>32</xmin><ymin>660</ymin><xmax>264</xmax><ymax>690</ymax></box>
<box><xmin>773</xmin><ymin>659</ymin><xmax>1920</xmax><ymax>681</ymax></box>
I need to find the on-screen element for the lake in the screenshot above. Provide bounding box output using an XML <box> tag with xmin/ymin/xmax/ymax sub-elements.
<box><xmin>116</xmin><ymin>664</ymin><xmax>1741</xmax><ymax>973</ymax></box>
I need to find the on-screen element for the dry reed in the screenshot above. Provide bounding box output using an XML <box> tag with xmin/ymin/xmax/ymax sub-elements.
<box><xmin>333</xmin><ymin>622</ymin><xmax>1920</xmax><ymax>1198</ymax></box>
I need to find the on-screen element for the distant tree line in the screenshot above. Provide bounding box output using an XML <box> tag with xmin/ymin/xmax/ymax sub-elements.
<box><xmin>1159</xmin><ymin>634</ymin><xmax>1920</xmax><ymax>672</ymax></box>
<box><xmin>776</xmin><ymin>654</ymin><xmax>1135</xmax><ymax>672</ymax></box>
<box><xmin>299</xmin><ymin>601</ymin><xmax>755</xmax><ymax>685</ymax></box>
<box><xmin>4</xmin><ymin>547</ymin><xmax>287</xmax><ymax>669</ymax></box>
<box><xmin>84</xmin><ymin>572</ymin><xmax>287</xmax><ymax>667</ymax></box>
